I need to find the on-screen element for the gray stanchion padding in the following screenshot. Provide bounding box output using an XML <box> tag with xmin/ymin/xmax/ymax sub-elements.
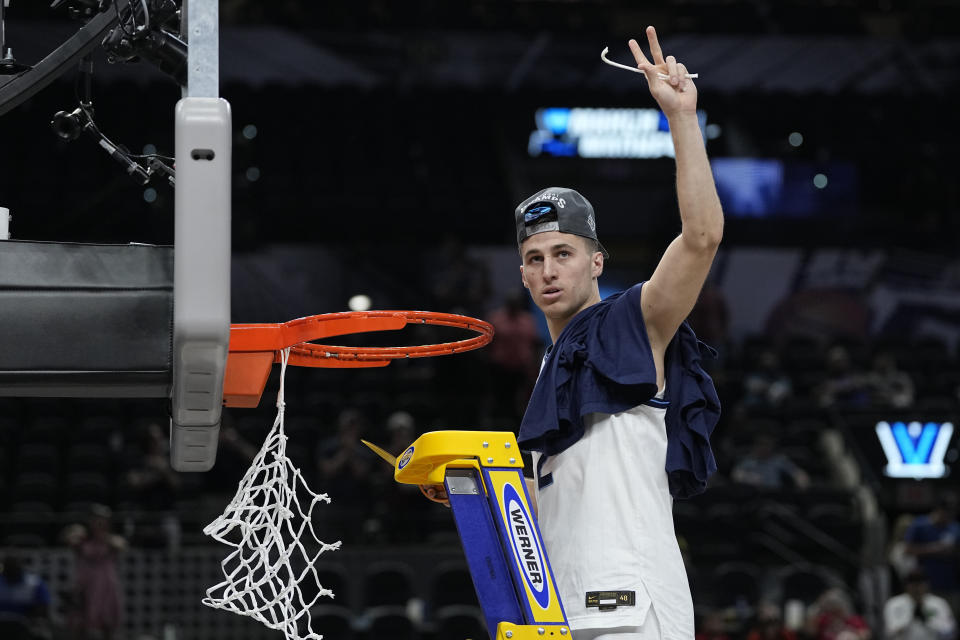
<box><xmin>170</xmin><ymin>97</ymin><xmax>231</xmax><ymax>472</ymax></box>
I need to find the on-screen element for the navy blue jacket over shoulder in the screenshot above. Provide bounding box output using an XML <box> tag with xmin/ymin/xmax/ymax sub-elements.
<box><xmin>517</xmin><ymin>283</ymin><xmax>720</xmax><ymax>498</ymax></box>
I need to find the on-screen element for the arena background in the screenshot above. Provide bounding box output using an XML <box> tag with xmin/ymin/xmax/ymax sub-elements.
<box><xmin>1</xmin><ymin>1</ymin><xmax>959</xmax><ymax>639</ymax></box>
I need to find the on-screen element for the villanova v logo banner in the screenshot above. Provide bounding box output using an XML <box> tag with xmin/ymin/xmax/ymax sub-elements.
<box><xmin>875</xmin><ymin>421</ymin><xmax>954</xmax><ymax>479</ymax></box>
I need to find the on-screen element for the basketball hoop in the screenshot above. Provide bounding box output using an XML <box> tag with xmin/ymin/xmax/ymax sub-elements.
<box><xmin>206</xmin><ymin>310</ymin><xmax>494</xmax><ymax>639</ymax></box>
<box><xmin>224</xmin><ymin>310</ymin><xmax>494</xmax><ymax>408</ymax></box>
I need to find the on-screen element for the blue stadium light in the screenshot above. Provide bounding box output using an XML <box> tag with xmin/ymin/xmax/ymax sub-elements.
<box><xmin>876</xmin><ymin>421</ymin><xmax>954</xmax><ymax>479</ymax></box>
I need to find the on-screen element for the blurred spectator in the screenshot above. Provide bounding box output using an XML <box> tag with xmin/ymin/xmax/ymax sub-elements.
<box><xmin>427</xmin><ymin>235</ymin><xmax>491</xmax><ymax>318</ymax></box>
<box><xmin>805</xmin><ymin>588</ymin><xmax>871</xmax><ymax>640</ymax></box>
<box><xmin>485</xmin><ymin>290</ymin><xmax>541</xmax><ymax>423</ymax></box>
<box><xmin>385</xmin><ymin>410</ymin><xmax>416</xmax><ymax>454</ymax></box>
<box><xmin>212</xmin><ymin>412</ymin><xmax>260</xmax><ymax>486</ymax></box>
<box><xmin>0</xmin><ymin>556</ymin><xmax>51</xmax><ymax>640</ymax></box>
<box><xmin>883</xmin><ymin>569</ymin><xmax>957</xmax><ymax>640</ymax></box>
<box><xmin>63</xmin><ymin>504</ymin><xmax>127</xmax><ymax>640</ymax></box>
<box><xmin>124</xmin><ymin>421</ymin><xmax>181</xmax><ymax>507</ymax></box>
<box><xmin>742</xmin><ymin>349</ymin><xmax>793</xmax><ymax>409</ymax></box>
<box><xmin>688</xmin><ymin>280</ymin><xmax>730</xmax><ymax>350</ymax></box>
<box><xmin>368</xmin><ymin>411</ymin><xmax>432</xmax><ymax>543</ymax></box>
<box><xmin>866</xmin><ymin>353</ymin><xmax>915</xmax><ymax>409</ymax></box>
<box><xmin>816</xmin><ymin>346</ymin><xmax>872</xmax><ymax>409</ymax></box>
<box><xmin>731</xmin><ymin>434</ymin><xmax>810</xmax><ymax>490</ymax></box>
<box><xmin>890</xmin><ymin>514</ymin><xmax>921</xmax><ymax>583</ymax></box>
<box><xmin>747</xmin><ymin>602</ymin><xmax>797</xmax><ymax>640</ymax></box>
<box><xmin>904</xmin><ymin>494</ymin><xmax>960</xmax><ymax>615</ymax></box>
<box><xmin>316</xmin><ymin>408</ymin><xmax>372</xmax><ymax>503</ymax></box>
<box><xmin>122</xmin><ymin>420</ymin><xmax>181</xmax><ymax>550</ymax></box>
<box><xmin>424</xmin><ymin>236</ymin><xmax>492</xmax><ymax>416</ymax></box>
<box><xmin>696</xmin><ymin>608</ymin><xmax>733</xmax><ymax>640</ymax></box>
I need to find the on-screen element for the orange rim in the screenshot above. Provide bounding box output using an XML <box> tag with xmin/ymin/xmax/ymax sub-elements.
<box><xmin>223</xmin><ymin>311</ymin><xmax>494</xmax><ymax>408</ymax></box>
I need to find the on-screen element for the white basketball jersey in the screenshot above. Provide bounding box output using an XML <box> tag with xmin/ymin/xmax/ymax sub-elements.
<box><xmin>532</xmin><ymin>397</ymin><xmax>694</xmax><ymax>638</ymax></box>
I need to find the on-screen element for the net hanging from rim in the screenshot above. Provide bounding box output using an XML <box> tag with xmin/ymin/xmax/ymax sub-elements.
<box><xmin>203</xmin><ymin>348</ymin><xmax>341</xmax><ymax>640</ymax></box>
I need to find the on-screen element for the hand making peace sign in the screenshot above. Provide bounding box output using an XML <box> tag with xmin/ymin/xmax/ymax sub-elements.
<box><xmin>628</xmin><ymin>26</ymin><xmax>698</xmax><ymax>118</ymax></box>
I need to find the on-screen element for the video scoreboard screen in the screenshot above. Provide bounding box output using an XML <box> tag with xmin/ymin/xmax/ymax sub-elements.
<box><xmin>528</xmin><ymin>107</ymin><xmax>707</xmax><ymax>159</ymax></box>
<box><xmin>526</xmin><ymin>106</ymin><xmax>858</xmax><ymax>219</ymax></box>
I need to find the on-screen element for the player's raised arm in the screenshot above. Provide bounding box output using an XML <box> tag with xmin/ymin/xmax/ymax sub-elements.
<box><xmin>628</xmin><ymin>26</ymin><xmax>724</xmax><ymax>350</ymax></box>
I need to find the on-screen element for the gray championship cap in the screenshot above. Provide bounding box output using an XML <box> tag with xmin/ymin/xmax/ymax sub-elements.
<box><xmin>514</xmin><ymin>187</ymin><xmax>609</xmax><ymax>258</ymax></box>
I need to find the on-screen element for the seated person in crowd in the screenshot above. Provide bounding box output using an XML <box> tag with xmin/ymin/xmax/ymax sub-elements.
<box><xmin>866</xmin><ymin>352</ymin><xmax>914</xmax><ymax>409</ymax></box>
<box><xmin>805</xmin><ymin>587</ymin><xmax>871</xmax><ymax>640</ymax></box>
<box><xmin>696</xmin><ymin>609</ymin><xmax>733</xmax><ymax>640</ymax></box>
<box><xmin>731</xmin><ymin>434</ymin><xmax>810</xmax><ymax>490</ymax></box>
<box><xmin>816</xmin><ymin>346</ymin><xmax>872</xmax><ymax>409</ymax></box>
<box><xmin>747</xmin><ymin>602</ymin><xmax>797</xmax><ymax>640</ymax></box>
<box><xmin>904</xmin><ymin>494</ymin><xmax>960</xmax><ymax>616</ymax></box>
<box><xmin>316</xmin><ymin>408</ymin><xmax>372</xmax><ymax>504</ymax></box>
<box><xmin>742</xmin><ymin>349</ymin><xmax>793</xmax><ymax>408</ymax></box>
<box><xmin>883</xmin><ymin>569</ymin><xmax>957</xmax><ymax>640</ymax></box>
<box><xmin>0</xmin><ymin>556</ymin><xmax>51</xmax><ymax>640</ymax></box>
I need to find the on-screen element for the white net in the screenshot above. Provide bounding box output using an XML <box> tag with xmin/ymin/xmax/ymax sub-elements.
<box><xmin>203</xmin><ymin>348</ymin><xmax>342</xmax><ymax>639</ymax></box>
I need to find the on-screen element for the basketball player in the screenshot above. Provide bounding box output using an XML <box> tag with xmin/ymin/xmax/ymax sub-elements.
<box><xmin>425</xmin><ymin>26</ymin><xmax>723</xmax><ymax>639</ymax></box>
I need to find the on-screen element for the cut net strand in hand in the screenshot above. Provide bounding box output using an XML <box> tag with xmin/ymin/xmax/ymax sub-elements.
<box><xmin>203</xmin><ymin>348</ymin><xmax>342</xmax><ymax>640</ymax></box>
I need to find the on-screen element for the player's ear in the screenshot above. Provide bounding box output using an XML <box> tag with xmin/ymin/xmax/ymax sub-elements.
<box><xmin>592</xmin><ymin>252</ymin><xmax>604</xmax><ymax>279</ymax></box>
<box><xmin>520</xmin><ymin>264</ymin><xmax>529</xmax><ymax>289</ymax></box>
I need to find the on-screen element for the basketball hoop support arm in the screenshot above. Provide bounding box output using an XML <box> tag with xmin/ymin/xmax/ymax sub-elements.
<box><xmin>0</xmin><ymin>205</ymin><xmax>9</xmax><ymax>239</ymax></box>
<box><xmin>170</xmin><ymin>0</ymin><xmax>231</xmax><ymax>471</ymax></box>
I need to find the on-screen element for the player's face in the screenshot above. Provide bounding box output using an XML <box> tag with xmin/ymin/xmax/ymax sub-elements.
<box><xmin>520</xmin><ymin>231</ymin><xmax>603</xmax><ymax>323</ymax></box>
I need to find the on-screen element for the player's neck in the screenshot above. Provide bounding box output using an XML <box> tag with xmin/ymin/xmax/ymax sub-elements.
<box><xmin>545</xmin><ymin>291</ymin><xmax>602</xmax><ymax>343</ymax></box>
